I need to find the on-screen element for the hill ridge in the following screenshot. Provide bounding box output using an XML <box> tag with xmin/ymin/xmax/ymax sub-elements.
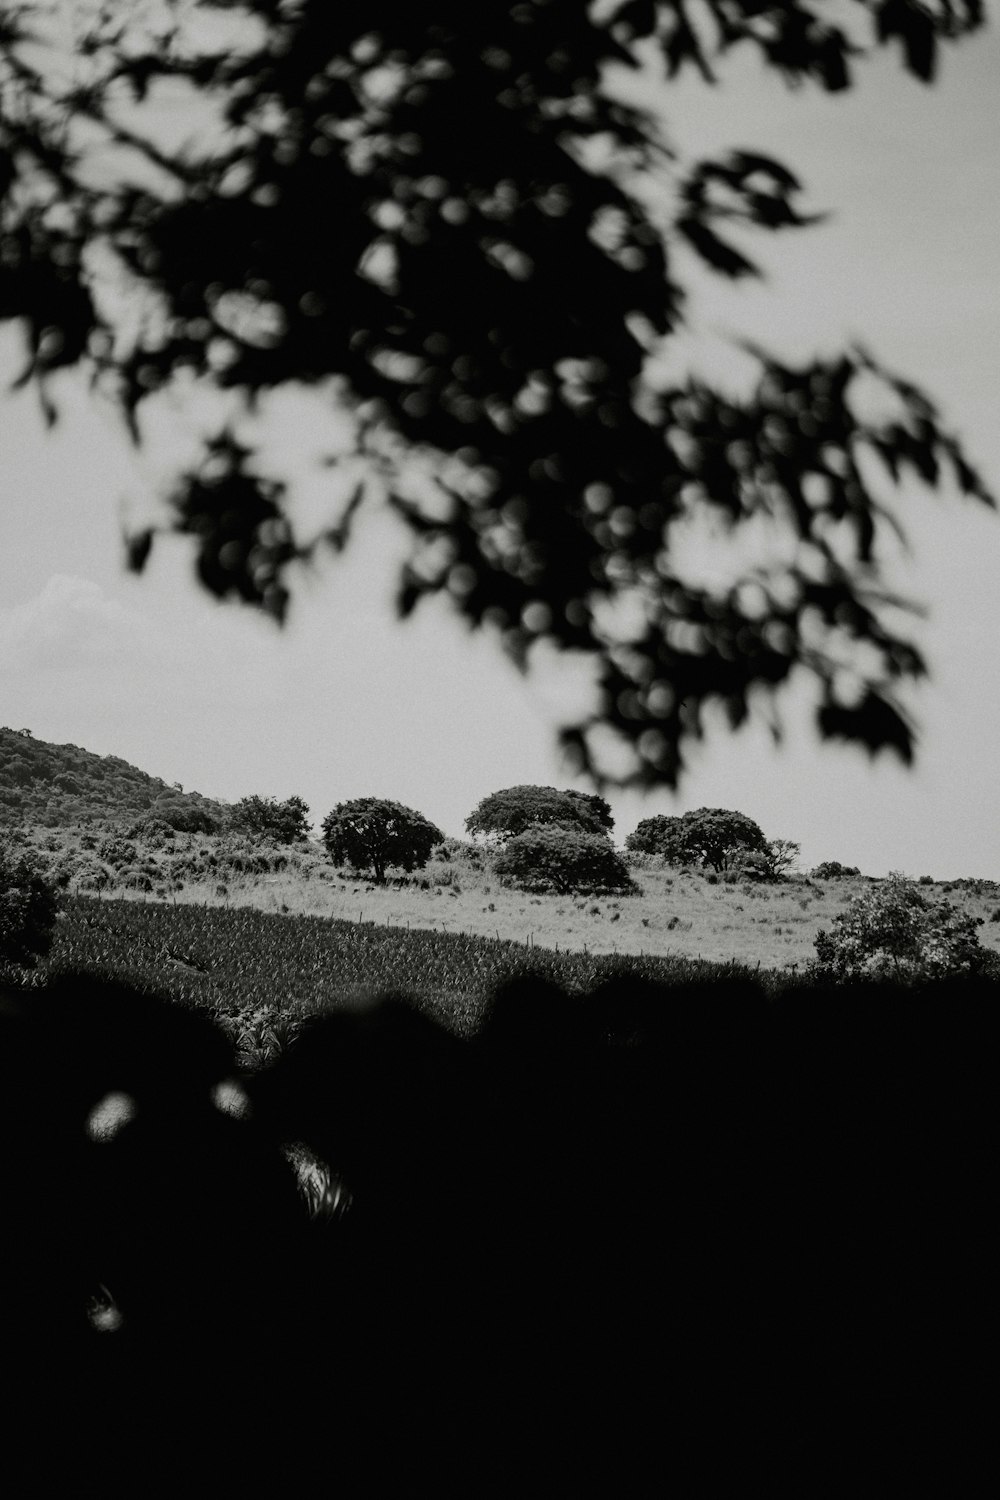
<box><xmin>0</xmin><ymin>726</ymin><xmax>228</xmax><ymax>829</ymax></box>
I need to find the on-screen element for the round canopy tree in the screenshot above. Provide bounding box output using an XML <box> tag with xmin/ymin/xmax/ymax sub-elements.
<box><xmin>494</xmin><ymin>825</ymin><xmax>635</xmax><ymax>896</ymax></box>
<box><xmin>0</xmin><ymin>2</ymin><xmax>991</xmax><ymax>789</ymax></box>
<box><xmin>627</xmin><ymin>807</ymin><xmax>767</xmax><ymax>871</ymax></box>
<box><xmin>466</xmin><ymin>786</ymin><xmax>613</xmax><ymax>843</ymax></box>
<box><xmin>625</xmin><ymin>814</ymin><xmax>687</xmax><ymax>861</ymax></box>
<box><xmin>321</xmin><ymin>798</ymin><xmax>443</xmax><ymax>883</ymax></box>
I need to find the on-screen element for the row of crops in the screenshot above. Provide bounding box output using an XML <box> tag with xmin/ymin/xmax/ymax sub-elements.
<box><xmin>19</xmin><ymin>895</ymin><xmax>793</xmax><ymax>1033</ymax></box>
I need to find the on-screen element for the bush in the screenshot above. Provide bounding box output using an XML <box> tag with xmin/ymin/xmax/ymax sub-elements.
<box><xmin>493</xmin><ymin>825</ymin><xmax>636</xmax><ymax>895</ymax></box>
<box><xmin>228</xmin><ymin>794</ymin><xmax>311</xmax><ymax>844</ymax></box>
<box><xmin>431</xmin><ymin>837</ymin><xmax>485</xmax><ymax>869</ymax></box>
<box><xmin>152</xmin><ymin>800</ymin><xmax>221</xmax><ymax>834</ymax></box>
<box><xmin>813</xmin><ymin>873</ymin><xmax>993</xmax><ymax>981</ymax></box>
<box><xmin>124</xmin><ymin>816</ymin><xmax>177</xmax><ymax>843</ymax></box>
<box><xmin>728</xmin><ymin>850</ymin><xmax>776</xmax><ymax>882</ymax></box>
<box><xmin>98</xmin><ymin>837</ymin><xmax>138</xmax><ymax>866</ymax></box>
<box><xmin>0</xmin><ymin>845</ymin><xmax>59</xmax><ymax>967</ymax></box>
<box><xmin>812</xmin><ymin>861</ymin><xmax>861</xmax><ymax>879</ymax></box>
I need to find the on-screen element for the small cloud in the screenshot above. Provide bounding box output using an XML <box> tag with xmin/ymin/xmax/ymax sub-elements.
<box><xmin>0</xmin><ymin>575</ymin><xmax>153</xmax><ymax>671</ymax></box>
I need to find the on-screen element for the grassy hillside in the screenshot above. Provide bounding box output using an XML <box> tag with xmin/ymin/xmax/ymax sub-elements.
<box><xmin>9</xmin><ymin>819</ymin><xmax>1000</xmax><ymax>972</ymax></box>
<box><xmin>14</xmin><ymin>893</ymin><xmax>791</xmax><ymax>1039</ymax></box>
<box><xmin>4</xmin><ymin>731</ymin><xmax>997</xmax><ymax>970</ymax></box>
<box><xmin>0</xmin><ymin>727</ymin><xmax>228</xmax><ymax>828</ymax></box>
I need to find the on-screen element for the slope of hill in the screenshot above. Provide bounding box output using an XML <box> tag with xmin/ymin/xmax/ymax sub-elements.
<box><xmin>0</xmin><ymin>727</ymin><xmax>228</xmax><ymax>829</ymax></box>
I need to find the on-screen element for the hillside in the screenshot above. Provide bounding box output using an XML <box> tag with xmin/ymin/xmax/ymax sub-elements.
<box><xmin>0</xmin><ymin>727</ymin><xmax>228</xmax><ymax>829</ymax></box>
<box><xmin>8</xmin><ymin>819</ymin><xmax>1000</xmax><ymax>972</ymax></box>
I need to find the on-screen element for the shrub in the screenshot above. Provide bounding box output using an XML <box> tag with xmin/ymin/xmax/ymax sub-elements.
<box><xmin>124</xmin><ymin>816</ymin><xmax>177</xmax><ymax>843</ymax></box>
<box><xmin>98</xmin><ymin>837</ymin><xmax>138</xmax><ymax>866</ymax></box>
<box><xmin>0</xmin><ymin>845</ymin><xmax>59</xmax><ymax>967</ymax></box>
<box><xmin>813</xmin><ymin>873</ymin><xmax>993</xmax><ymax>981</ymax></box>
<box><xmin>812</xmin><ymin>861</ymin><xmax>861</xmax><ymax>879</ymax></box>
<box><xmin>431</xmin><ymin>837</ymin><xmax>485</xmax><ymax>869</ymax></box>
<box><xmin>493</xmin><ymin>825</ymin><xmax>636</xmax><ymax>896</ymax></box>
<box><xmin>727</xmin><ymin>850</ymin><xmax>775</xmax><ymax>882</ymax></box>
<box><xmin>228</xmin><ymin>794</ymin><xmax>310</xmax><ymax>844</ymax></box>
<box><xmin>152</xmin><ymin>800</ymin><xmax>221</xmax><ymax>834</ymax></box>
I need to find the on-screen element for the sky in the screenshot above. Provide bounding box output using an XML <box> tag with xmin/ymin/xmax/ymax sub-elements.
<box><xmin>2</xmin><ymin>13</ymin><xmax>999</xmax><ymax>877</ymax></box>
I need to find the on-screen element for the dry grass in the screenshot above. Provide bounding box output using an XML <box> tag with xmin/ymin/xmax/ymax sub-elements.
<box><xmin>157</xmin><ymin>858</ymin><xmax>1000</xmax><ymax>972</ymax></box>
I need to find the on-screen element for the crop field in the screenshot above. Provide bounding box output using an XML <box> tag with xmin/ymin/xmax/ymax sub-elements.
<box><xmin>20</xmin><ymin>894</ymin><xmax>797</xmax><ymax>1035</ymax></box>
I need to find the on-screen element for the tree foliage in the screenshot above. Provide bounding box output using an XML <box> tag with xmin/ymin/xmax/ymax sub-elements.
<box><xmin>0</xmin><ymin>728</ymin><xmax>227</xmax><ymax>828</ymax></box>
<box><xmin>321</xmin><ymin>797</ymin><xmax>443</xmax><ymax>883</ymax></box>
<box><xmin>493</xmin><ymin>824</ymin><xmax>635</xmax><ymax>896</ymax></box>
<box><xmin>1</xmin><ymin>2</ymin><xmax>993</xmax><ymax>786</ymax></box>
<box><xmin>813</xmin><ymin>872</ymin><xmax>992</xmax><ymax>981</ymax></box>
<box><xmin>0</xmin><ymin>843</ymin><xmax>59</xmax><ymax>967</ymax></box>
<box><xmin>466</xmin><ymin>784</ymin><xmax>612</xmax><ymax>843</ymax></box>
<box><xmin>626</xmin><ymin>805</ymin><xmax>767</xmax><ymax>870</ymax></box>
<box><xmin>762</xmin><ymin>838</ymin><xmax>800</xmax><ymax>878</ymax></box>
<box><xmin>229</xmin><ymin>794</ymin><xmax>311</xmax><ymax>844</ymax></box>
<box><xmin>812</xmin><ymin>860</ymin><xmax>861</xmax><ymax>879</ymax></box>
<box><xmin>624</xmin><ymin>813</ymin><xmax>687</xmax><ymax>860</ymax></box>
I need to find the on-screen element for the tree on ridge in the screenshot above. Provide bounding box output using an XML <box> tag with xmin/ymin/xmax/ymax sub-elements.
<box><xmin>466</xmin><ymin>785</ymin><xmax>613</xmax><ymax>843</ymax></box>
<box><xmin>321</xmin><ymin>797</ymin><xmax>443</xmax><ymax>883</ymax></box>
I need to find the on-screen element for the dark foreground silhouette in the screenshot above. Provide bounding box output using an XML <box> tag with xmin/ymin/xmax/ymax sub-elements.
<box><xmin>1</xmin><ymin>967</ymin><xmax>993</xmax><ymax>1488</ymax></box>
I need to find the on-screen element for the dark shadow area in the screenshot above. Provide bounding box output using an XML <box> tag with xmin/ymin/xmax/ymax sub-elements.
<box><xmin>1</xmin><ymin>966</ymin><xmax>994</xmax><ymax>1486</ymax></box>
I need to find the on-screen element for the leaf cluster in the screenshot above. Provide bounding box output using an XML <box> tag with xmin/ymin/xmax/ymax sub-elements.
<box><xmin>465</xmin><ymin>785</ymin><xmax>613</xmax><ymax>843</ymax></box>
<box><xmin>0</xmin><ymin>5</ymin><xmax>992</xmax><ymax>784</ymax></box>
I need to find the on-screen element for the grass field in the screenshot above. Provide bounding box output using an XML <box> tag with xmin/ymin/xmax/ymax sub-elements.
<box><xmin>13</xmin><ymin>824</ymin><xmax>1000</xmax><ymax>973</ymax></box>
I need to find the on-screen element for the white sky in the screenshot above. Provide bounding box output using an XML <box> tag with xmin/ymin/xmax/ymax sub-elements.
<box><xmin>2</xmin><ymin>16</ymin><xmax>999</xmax><ymax>877</ymax></box>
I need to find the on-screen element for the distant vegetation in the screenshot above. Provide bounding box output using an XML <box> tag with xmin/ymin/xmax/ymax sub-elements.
<box><xmin>320</xmin><ymin>798</ymin><xmax>444</xmax><ymax>885</ymax></box>
<box><xmin>2</xmin><ymin>737</ymin><xmax>999</xmax><ymax>978</ymax></box>
<box><xmin>0</xmin><ymin>727</ymin><xmax>228</xmax><ymax>829</ymax></box>
<box><xmin>494</xmin><ymin>825</ymin><xmax>636</xmax><ymax>897</ymax></box>
<box><xmin>814</xmin><ymin>874</ymin><xmax>997</xmax><ymax>982</ymax></box>
<box><xmin>627</xmin><ymin>807</ymin><xmax>768</xmax><ymax>871</ymax></box>
<box><xmin>465</xmin><ymin>785</ymin><xmax>614</xmax><ymax>842</ymax></box>
<box><xmin>228</xmin><ymin>794</ymin><xmax>311</xmax><ymax>844</ymax></box>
